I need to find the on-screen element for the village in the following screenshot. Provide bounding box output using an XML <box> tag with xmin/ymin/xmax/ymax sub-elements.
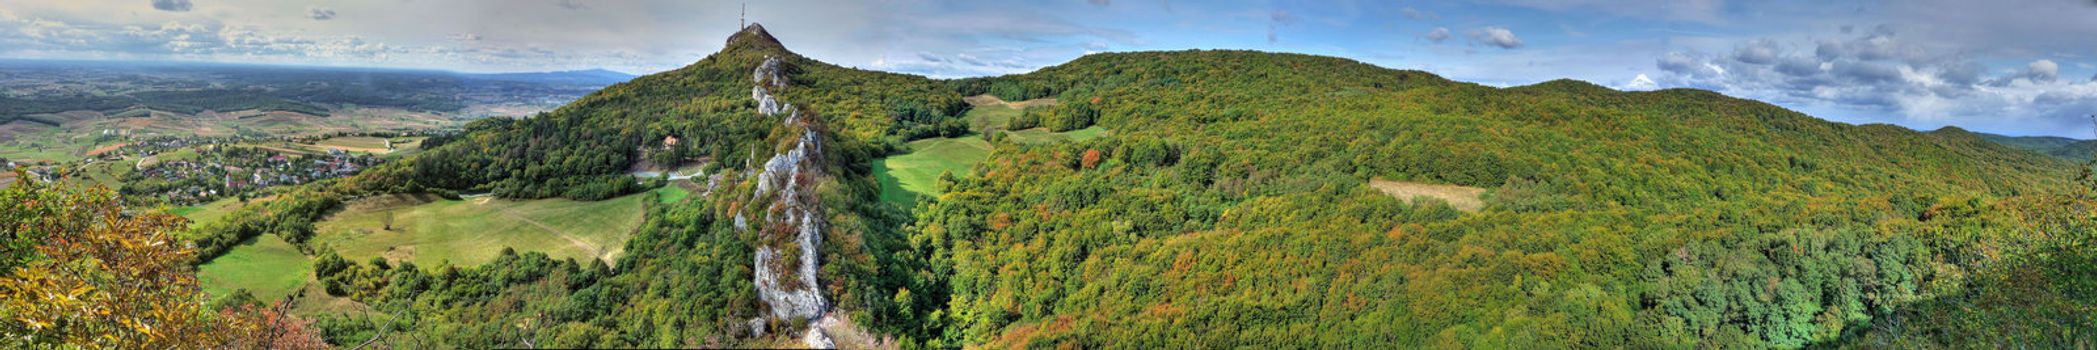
<box><xmin>2</xmin><ymin>131</ymin><xmax>434</xmax><ymax>206</ymax></box>
<box><xmin>122</xmin><ymin>145</ymin><xmax>379</xmax><ymax>205</ymax></box>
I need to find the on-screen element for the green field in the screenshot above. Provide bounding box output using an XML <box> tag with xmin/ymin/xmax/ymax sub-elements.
<box><xmin>197</xmin><ymin>234</ymin><xmax>312</xmax><ymax>303</ymax></box>
<box><xmin>873</xmin><ymin>125</ymin><xmax>1109</xmax><ymax>206</ymax></box>
<box><xmin>172</xmin><ymin>197</ymin><xmax>249</xmax><ymax>232</ymax></box>
<box><xmin>0</xmin><ymin>123</ymin><xmax>124</xmax><ymax>163</ymax></box>
<box><xmin>194</xmin><ymin>186</ymin><xmax>670</xmax><ymax>316</ymax></box>
<box><xmin>964</xmin><ymin>102</ymin><xmax>1023</xmax><ymax>130</ymax></box>
<box><xmin>876</xmin><ymin>137</ymin><xmax>994</xmax><ymax>205</ymax></box>
<box><xmin>871</xmin><ymin>96</ymin><xmax>1108</xmax><ymax>205</ymax></box>
<box><xmin>310</xmin><ymin>191</ymin><xmax>652</xmax><ymax>267</ymax></box>
<box><xmin>657</xmin><ymin>182</ymin><xmax>693</xmax><ymax>204</ymax></box>
<box><xmin>71</xmin><ymin>158</ymin><xmax>134</xmax><ymax>189</ymax></box>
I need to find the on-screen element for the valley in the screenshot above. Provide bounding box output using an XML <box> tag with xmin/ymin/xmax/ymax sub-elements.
<box><xmin>0</xmin><ymin>59</ymin><xmax>634</xmax><ymax>164</ymax></box>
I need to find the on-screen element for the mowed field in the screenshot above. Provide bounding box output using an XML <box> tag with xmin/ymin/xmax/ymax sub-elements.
<box><xmin>172</xmin><ymin>197</ymin><xmax>251</xmax><ymax>231</ymax></box>
<box><xmin>197</xmin><ymin>234</ymin><xmax>312</xmax><ymax>303</ymax></box>
<box><xmin>310</xmin><ymin>190</ymin><xmax>658</xmax><ymax>267</ymax></box>
<box><xmin>876</xmin><ymin>137</ymin><xmax>995</xmax><ymax>205</ymax></box>
<box><xmin>873</xmin><ymin>97</ymin><xmax>1108</xmax><ymax>206</ymax></box>
<box><xmin>193</xmin><ymin>186</ymin><xmax>677</xmax><ymax>316</ymax></box>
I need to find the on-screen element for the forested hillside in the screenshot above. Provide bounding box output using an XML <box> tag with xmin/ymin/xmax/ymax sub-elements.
<box><xmin>1979</xmin><ymin>131</ymin><xmax>2097</xmax><ymax>161</ymax></box>
<box><xmin>177</xmin><ymin>25</ymin><xmax>2093</xmax><ymax>349</ymax></box>
<box><xmin>193</xmin><ymin>24</ymin><xmax>955</xmax><ymax>347</ymax></box>
<box><xmin>910</xmin><ymin>51</ymin><xmax>2087</xmax><ymax>348</ymax></box>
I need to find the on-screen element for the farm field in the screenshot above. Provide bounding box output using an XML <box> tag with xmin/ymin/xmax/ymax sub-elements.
<box><xmin>308</xmin><ymin>190</ymin><xmax>658</xmax><ymax>267</ymax></box>
<box><xmin>0</xmin><ymin>120</ymin><xmax>127</xmax><ymax>163</ymax></box>
<box><xmin>69</xmin><ymin>157</ymin><xmax>134</xmax><ymax>188</ymax></box>
<box><xmin>305</xmin><ymin>136</ymin><xmax>427</xmax><ymax>155</ymax></box>
<box><xmin>0</xmin><ymin>108</ymin><xmax>456</xmax><ymax>163</ymax></box>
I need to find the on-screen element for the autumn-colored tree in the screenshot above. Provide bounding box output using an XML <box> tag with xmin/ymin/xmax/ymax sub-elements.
<box><xmin>1080</xmin><ymin>149</ymin><xmax>1103</xmax><ymax>170</ymax></box>
<box><xmin>0</xmin><ymin>173</ymin><xmax>234</xmax><ymax>348</ymax></box>
<box><xmin>222</xmin><ymin>298</ymin><xmax>331</xmax><ymax>350</ymax></box>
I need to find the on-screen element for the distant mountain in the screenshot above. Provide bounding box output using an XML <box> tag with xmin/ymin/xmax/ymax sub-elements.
<box><xmin>465</xmin><ymin>68</ymin><xmax>637</xmax><ymax>85</ymax></box>
<box><xmin>1974</xmin><ymin>130</ymin><xmax>2097</xmax><ymax>160</ymax></box>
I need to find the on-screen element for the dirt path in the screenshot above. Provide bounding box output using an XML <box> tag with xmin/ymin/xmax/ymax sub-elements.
<box><xmin>499</xmin><ymin>209</ymin><xmax>611</xmax><ymax>264</ymax></box>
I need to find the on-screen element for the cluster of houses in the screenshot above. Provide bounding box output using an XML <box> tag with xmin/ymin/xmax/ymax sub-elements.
<box><xmin>130</xmin><ymin>147</ymin><xmax>380</xmax><ymax>205</ymax></box>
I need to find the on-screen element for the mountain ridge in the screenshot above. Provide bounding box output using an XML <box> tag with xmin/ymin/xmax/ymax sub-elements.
<box><xmin>195</xmin><ymin>24</ymin><xmax>2089</xmax><ymax>349</ymax></box>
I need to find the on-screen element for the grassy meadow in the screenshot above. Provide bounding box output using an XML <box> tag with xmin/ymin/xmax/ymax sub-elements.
<box><xmin>309</xmin><ymin>190</ymin><xmax>653</xmax><ymax>267</ymax></box>
<box><xmin>872</xmin><ymin>97</ymin><xmax>1108</xmax><ymax>206</ymax></box>
<box><xmin>197</xmin><ymin>234</ymin><xmax>313</xmax><ymax>303</ymax></box>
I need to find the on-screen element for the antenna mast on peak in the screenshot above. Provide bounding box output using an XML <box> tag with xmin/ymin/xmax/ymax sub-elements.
<box><xmin>740</xmin><ymin>3</ymin><xmax>746</xmax><ymax>29</ymax></box>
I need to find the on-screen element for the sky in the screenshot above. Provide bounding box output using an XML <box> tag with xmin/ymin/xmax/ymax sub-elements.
<box><xmin>1</xmin><ymin>1</ymin><xmax>2095</xmax><ymax>138</ymax></box>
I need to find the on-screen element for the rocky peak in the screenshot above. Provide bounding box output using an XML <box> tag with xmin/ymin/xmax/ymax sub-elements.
<box><xmin>727</xmin><ymin>22</ymin><xmax>785</xmax><ymax>50</ymax></box>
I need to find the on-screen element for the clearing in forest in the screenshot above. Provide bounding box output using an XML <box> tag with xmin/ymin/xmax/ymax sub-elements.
<box><xmin>965</xmin><ymin>94</ymin><xmax>1060</xmax><ymax>109</ymax></box>
<box><xmin>872</xmin><ymin>95</ymin><xmax>1107</xmax><ymax>206</ymax></box>
<box><xmin>1368</xmin><ymin>179</ymin><xmax>1487</xmax><ymax>212</ymax></box>
<box><xmin>876</xmin><ymin>137</ymin><xmax>994</xmax><ymax>205</ymax></box>
<box><xmin>197</xmin><ymin>234</ymin><xmax>312</xmax><ymax>303</ymax></box>
<box><xmin>309</xmin><ymin>189</ymin><xmax>662</xmax><ymax>267</ymax></box>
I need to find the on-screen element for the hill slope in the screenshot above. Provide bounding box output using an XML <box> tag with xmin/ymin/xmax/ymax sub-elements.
<box><xmin>913</xmin><ymin>50</ymin><xmax>2082</xmax><ymax>348</ymax></box>
<box><xmin>1977</xmin><ymin>131</ymin><xmax>2097</xmax><ymax>160</ymax></box>
<box><xmin>196</xmin><ymin>26</ymin><xmax>2090</xmax><ymax>348</ymax></box>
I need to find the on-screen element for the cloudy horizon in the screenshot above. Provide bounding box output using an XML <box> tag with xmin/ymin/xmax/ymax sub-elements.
<box><xmin>2</xmin><ymin>0</ymin><xmax>2094</xmax><ymax>138</ymax></box>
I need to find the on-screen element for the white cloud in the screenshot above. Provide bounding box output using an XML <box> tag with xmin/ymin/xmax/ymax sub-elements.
<box><xmin>2028</xmin><ymin>59</ymin><xmax>2059</xmax><ymax>82</ymax></box>
<box><xmin>1425</xmin><ymin>27</ymin><xmax>1450</xmax><ymax>43</ymax></box>
<box><xmin>1621</xmin><ymin>73</ymin><xmax>1658</xmax><ymax>90</ymax></box>
<box><xmin>1467</xmin><ymin>26</ymin><xmax>1521</xmax><ymax>49</ymax></box>
<box><xmin>1639</xmin><ymin>24</ymin><xmax>2097</xmax><ymax>137</ymax></box>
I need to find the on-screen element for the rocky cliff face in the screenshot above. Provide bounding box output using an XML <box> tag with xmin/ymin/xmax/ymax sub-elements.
<box><xmin>751</xmin><ymin>125</ymin><xmax>826</xmax><ymax>322</ymax></box>
<box><xmin>743</xmin><ymin>51</ymin><xmax>830</xmax><ymax>339</ymax></box>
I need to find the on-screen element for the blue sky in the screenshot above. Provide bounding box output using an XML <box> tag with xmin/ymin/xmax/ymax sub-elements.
<box><xmin>2</xmin><ymin>0</ymin><xmax>2095</xmax><ymax>137</ymax></box>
